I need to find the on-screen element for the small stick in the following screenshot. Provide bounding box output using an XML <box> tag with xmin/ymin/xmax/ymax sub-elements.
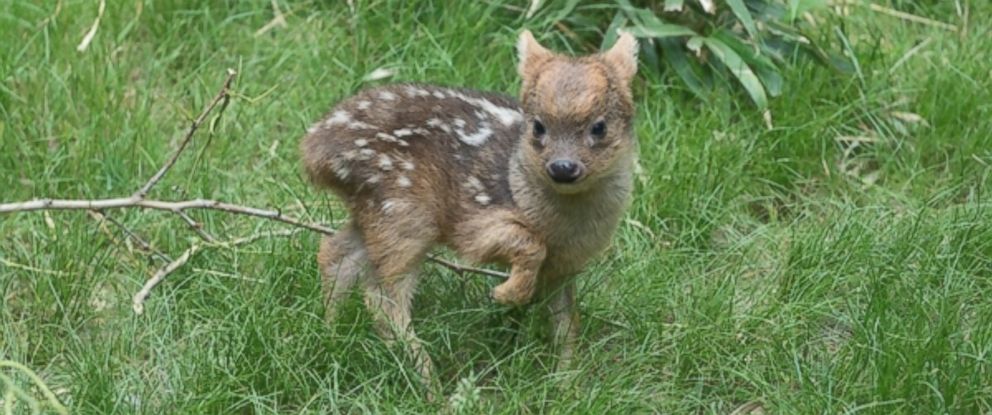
<box><xmin>866</xmin><ymin>3</ymin><xmax>957</xmax><ymax>32</ymax></box>
<box><xmin>88</xmin><ymin>210</ymin><xmax>173</xmax><ymax>262</ymax></box>
<box><xmin>133</xmin><ymin>69</ymin><xmax>236</xmax><ymax>199</ymax></box>
<box><xmin>427</xmin><ymin>255</ymin><xmax>508</xmax><ymax>280</ymax></box>
<box><xmin>131</xmin><ymin>229</ymin><xmax>304</xmax><ymax>314</ymax></box>
<box><xmin>172</xmin><ymin>209</ymin><xmax>218</xmax><ymax>243</ymax></box>
<box><xmin>133</xmin><ymin>244</ymin><xmax>200</xmax><ymax>314</ymax></box>
<box><xmin>0</xmin><ymin>198</ymin><xmax>508</xmax><ymax>278</ymax></box>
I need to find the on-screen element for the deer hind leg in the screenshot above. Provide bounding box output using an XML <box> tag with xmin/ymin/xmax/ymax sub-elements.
<box><xmin>317</xmin><ymin>222</ymin><xmax>369</xmax><ymax>322</ymax></box>
<box><xmin>358</xmin><ymin>205</ymin><xmax>438</xmax><ymax>393</ymax></box>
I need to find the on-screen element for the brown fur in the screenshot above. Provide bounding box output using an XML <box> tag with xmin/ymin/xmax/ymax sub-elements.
<box><xmin>300</xmin><ymin>30</ymin><xmax>638</xmax><ymax>388</ymax></box>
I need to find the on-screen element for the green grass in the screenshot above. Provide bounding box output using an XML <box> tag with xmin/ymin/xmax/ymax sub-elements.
<box><xmin>2</xmin><ymin>0</ymin><xmax>991</xmax><ymax>413</ymax></box>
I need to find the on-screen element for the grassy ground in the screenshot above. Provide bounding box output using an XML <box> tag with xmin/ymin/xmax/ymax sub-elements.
<box><xmin>2</xmin><ymin>0</ymin><xmax>990</xmax><ymax>413</ymax></box>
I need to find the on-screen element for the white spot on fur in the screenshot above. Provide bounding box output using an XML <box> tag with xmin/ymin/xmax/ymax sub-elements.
<box><xmin>397</xmin><ymin>175</ymin><xmax>412</xmax><ymax>188</ymax></box>
<box><xmin>378</xmin><ymin>91</ymin><xmax>397</xmax><ymax>101</ymax></box>
<box><xmin>393</xmin><ymin>128</ymin><xmax>413</xmax><ymax>137</ymax></box>
<box><xmin>357</xmin><ymin>148</ymin><xmax>376</xmax><ymax>160</ymax></box>
<box><xmin>397</xmin><ymin>139</ymin><xmax>410</xmax><ymax>147</ymax></box>
<box><xmin>354</xmin><ymin>138</ymin><xmax>369</xmax><ymax>147</ymax></box>
<box><xmin>307</xmin><ymin>124</ymin><xmax>320</xmax><ymax>134</ymax></box>
<box><xmin>474</xmin><ymin>194</ymin><xmax>491</xmax><ymax>205</ymax></box>
<box><xmin>474</xmin><ymin>110</ymin><xmax>487</xmax><ymax>120</ymax></box>
<box><xmin>453</xmin><ymin>118</ymin><xmax>467</xmax><ymax>128</ymax></box>
<box><xmin>413</xmin><ymin>127</ymin><xmax>430</xmax><ymax>135</ymax></box>
<box><xmin>325</xmin><ymin>110</ymin><xmax>351</xmax><ymax>126</ymax></box>
<box><xmin>342</xmin><ymin>150</ymin><xmax>358</xmax><ymax>160</ymax></box>
<box><xmin>347</xmin><ymin>120</ymin><xmax>376</xmax><ymax>130</ymax></box>
<box><xmin>456</xmin><ymin>122</ymin><xmax>493</xmax><ymax>146</ymax></box>
<box><xmin>466</xmin><ymin>176</ymin><xmax>483</xmax><ymax>191</ymax></box>
<box><xmin>401</xmin><ymin>160</ymin><xmax>415</xmax><ymax>171</ymax></box>
<box><xmin>449</xmin><ymin>91</ymin><xmax>523</xmax><ymax>126</ymax></box>
<box><xmin>357</xmin><ymin>100</ymin><xmax>372</xmax><ymax>110</ymax></box>
<box><xmin>404</xmin><ymin>86</ymin><xmax>429</xmax><ymax>97</ymax></box>
<box><xmin>366</xmin><ymin>173</ymin><xmax>382</xmax><ymax>184</ymax></box>
<box><xmin>376</xmin><ymin>132</ymin><xmax>398</xmax><ymax>143</ymax></box>
<box><xmin>427</xmin><ymin>118</ymin><xmax>452</xmax><ymax>133</ymax></box>
<box><xmin>432</xmin><ymin>90</ymin><xmax>446</xmax><ymax>99</ymax></box>
<box><xmin>331</xmin><ymin>159</ymin><xmax>350</xmax><ymax>179</ymax></box>
<box><xmin>377</xmin><ymin>153</ymin><xmax>393</xmax><ymax>170</ymax></box>
<box><xmin>381</xmin><ymin>199</ymin><xmax>398</xmax><ymax>213</ymax></box>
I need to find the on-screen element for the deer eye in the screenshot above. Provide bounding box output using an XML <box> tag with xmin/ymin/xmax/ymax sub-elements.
<box><xmin>590</xmin><ymin>120</ymin><xmax>607</xmax><ymax>138</ymax></box>
<box><xmin>533</xmin><ymin>120</ymin><xmax>546</xmax><ymax>137</ymax></box>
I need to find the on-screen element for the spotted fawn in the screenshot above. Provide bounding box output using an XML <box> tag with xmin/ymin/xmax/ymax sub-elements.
<box><xmin>300</xmin><ymin>30</ymin><xmax>638</xmax><ymax>386</ymax></box>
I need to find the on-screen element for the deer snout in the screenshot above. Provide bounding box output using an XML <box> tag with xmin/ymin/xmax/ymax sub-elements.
<box><xmin>546</xmin><ymin>159</ymin><xmax>583</xmax><ymax>183</ymax></box>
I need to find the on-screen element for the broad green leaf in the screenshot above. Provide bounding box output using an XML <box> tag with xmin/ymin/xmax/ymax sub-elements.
<box><xmin>624</xmin><ymin>23</ymin><xmax>696</xmax><ymax>39</ymax></box>
<box><xmin>659</xmin><ymin>38</ymin><xmax>710</xmax><ymax>98</ymax></box>
<box><xmin>664</xmin><ymin>0</ymin><xmax>685</xmax><ymax>12</ymax></box>
<box><xmin>601</xmin><ymin>11</ymin><xmax>628</xmax><ymax>51</ymax></box>
<box><xmin>641</xmin><ymin>37</ymin><xmax>662</xmax><ymax>76</ymax></box>
<box><xmin>713</xmin><ymin>30</ymin><xmax>782</xmax><ymax>97</ymax></box>
<box><xmin>700</xmin><ymin>36</ymin><xmax>768</xmax><ymax>108</ymax></box>
<box><xmin>548</xmin><ymin>0</ymin><xmax>582</xmax><ymax>23</ymax></box>
<box><xmin>713</xmin><ymin>29</ymin><xmax>775</xmax><ymax>70</ymax></box>
<box><xmin>789</xmin><ymin>0</ymin><xmax>827</xmax><ymax>21</ymax></box>
<box><xmin>726</xmin><ymin>0</ymin><xmax>758</xmax><ymax>40</ymax></box>
<box><xmin>753</xmin><ymin>65</ymin><xmax>783</xmax><ymax>97</ymax></box>
<box><xmin>745</xmin><ymin>0</ymin><xmax>787</xmax><ymax>21</ymax></box>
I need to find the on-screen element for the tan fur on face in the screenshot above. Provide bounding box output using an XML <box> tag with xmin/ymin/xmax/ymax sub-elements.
<box><xmin>515</xmin><ymin>31</ymin><xmax>638</xmax><ymax>193</ymax></box>
<box><xmin>533</xmin><ymin>61</ymin><xmax>610</xmax><ymax>121</ymax></box>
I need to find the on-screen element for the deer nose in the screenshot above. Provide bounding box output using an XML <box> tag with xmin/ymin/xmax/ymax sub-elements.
<box><xmin>546</xmin><ymin>159</ymin><xmax>582</xmax><ymax>183</ymax></box>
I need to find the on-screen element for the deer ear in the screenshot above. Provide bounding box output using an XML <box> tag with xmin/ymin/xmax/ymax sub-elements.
<box><xmin>517</xmin><ymin>30</ymin><xmax>552</xmax><ymax>79</ymax></box>
<box><xmin>603</xmin><ymin>31</ymin><xmax>638</xmax><ymax>82</ymax></box>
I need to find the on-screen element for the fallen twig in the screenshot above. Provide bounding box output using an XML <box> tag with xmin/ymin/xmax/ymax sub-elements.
<box><xmin>131</xmin><ymin>229</ymin><xmax>304</xmax><ymax>314</ymax></box>
<box><xmin>76</xmin><ymin>0</ymin><xmax>105</xmax><ymax>52</ymax></box>
<box><xmin>134</xmin><ymin>69</ymin><xmax>236</xmax><ymax>199</ymax></box>
<box><xmin>132</xmin><ymin>243</ymin><xmax>200</xmax><ymax>315</ymax></box>
<box><xmin>88</xmin><ymin>210</ymin><xmax>173</xmax><ymax>263</ymax></box>
<box><xmin>427</xmin><ymin>256</ymin><xmax>508</xmax><ymax>281</ymax></box>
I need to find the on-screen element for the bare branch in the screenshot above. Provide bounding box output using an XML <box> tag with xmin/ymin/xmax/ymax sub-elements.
<box><xmin>0</xmin><ymin>198</ymin><xmax>337</xmax><ymax>235</ymax></box>
<box><xmin>426</xmin><ymin>255</ymin><xmax>507</xmax><ymax>280</ymax></box>
<box><xmin>173</xmin><ymin>209</ymin><xmax>218</xmax><ymax>243</ymax></box>
<box><xmin>133</xmin><ymin>69</ymin><xmax>237</xmax><ymax>199</ymax></box>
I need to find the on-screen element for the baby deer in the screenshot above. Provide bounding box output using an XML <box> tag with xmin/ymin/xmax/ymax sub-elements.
<box><xmin>301</xmin><ymin>30</ymin><xmax>638</xmax><ymax>386</ymax></box>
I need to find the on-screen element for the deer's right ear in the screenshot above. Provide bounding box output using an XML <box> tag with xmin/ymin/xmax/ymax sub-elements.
<box><xmin>517</xmin><ymin>30</ymin><xmax>552</xmax><ymax>79</ymax></box>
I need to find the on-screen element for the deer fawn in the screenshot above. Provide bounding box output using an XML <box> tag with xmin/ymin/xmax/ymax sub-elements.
<box><xmin>300</xmin><ymin>30</ymin><xmax>638</xmax><ymax>388</ymax></box>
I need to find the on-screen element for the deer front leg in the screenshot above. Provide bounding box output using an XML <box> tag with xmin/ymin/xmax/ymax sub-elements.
<box><xmin>548</xmin><ymin>281</ymin><xmax>579</xmax><ymax>371</ymax></box>
<box><xmin>491</xmin><ymin>236</ymin><xmax>546</xmax><ymax>306</ymax></box>
<box><xmin>453</xmin><ymin>210</ymin><xmax>547</xmax><ymax>306</ymax></box>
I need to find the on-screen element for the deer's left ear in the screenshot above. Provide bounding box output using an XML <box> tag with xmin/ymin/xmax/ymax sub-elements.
<box><xmin>517</xmin><ymin>30</ymin><xmax>553</xmax><ymax>80</ymax></box>
<box><xmin>602</xmin><ymin>31</ymin><xmax>638</xmax><ymax>82</ymax></box>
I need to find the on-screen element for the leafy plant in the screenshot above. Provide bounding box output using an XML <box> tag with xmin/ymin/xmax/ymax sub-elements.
<box><xmin>595</xmin><ymin>0</ymin><xmax>850</xmax><ymax>109</ymax></box>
